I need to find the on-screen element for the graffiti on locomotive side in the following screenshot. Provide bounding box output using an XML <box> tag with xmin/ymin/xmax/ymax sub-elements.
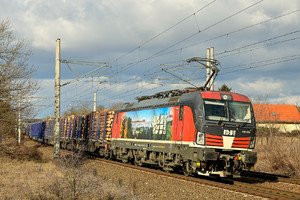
<box><xmin>120</xmin><ymin>107</ymin><xmax>174</xmax><ymax>140</ymax></box>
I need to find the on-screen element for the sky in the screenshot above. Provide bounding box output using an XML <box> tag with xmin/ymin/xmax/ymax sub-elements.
<box><xmin>1</xmin><ymin>0</ymin><xmax>300</xmax><ymax>118</ymax></box>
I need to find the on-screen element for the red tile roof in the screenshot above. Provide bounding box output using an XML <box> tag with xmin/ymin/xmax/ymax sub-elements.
<box><xmin>253</xmin><ymin>104</ymin><xmax>300</xmax><ymax>122</ymax></box>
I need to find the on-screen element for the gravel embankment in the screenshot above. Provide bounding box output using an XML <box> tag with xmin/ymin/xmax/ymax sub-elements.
<box><xmin>36</xmin><ymin>141</ymin><xmax>264</xmax><ymax>200</ymax></box>
<box><xmin>84</xmin><ymin>159</ymin><xmax>263</xmax><ymax>200</ymax></box>
<box><xmin>0</xmin><ymin>140</ymin><xmax>269</xmax><ymax>199</ymax></box>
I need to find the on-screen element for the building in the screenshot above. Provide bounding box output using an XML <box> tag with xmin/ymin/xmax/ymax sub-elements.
<box><xmin>252</xmin><ymin>104</ymin><xmax>300</xmax><ymax>133</ymax></box>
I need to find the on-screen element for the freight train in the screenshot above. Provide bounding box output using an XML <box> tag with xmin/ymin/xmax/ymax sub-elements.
<box><xmin>26</xmin><ymin>89</ymin><xmax>257</xmax><ymax>177</ymax></box>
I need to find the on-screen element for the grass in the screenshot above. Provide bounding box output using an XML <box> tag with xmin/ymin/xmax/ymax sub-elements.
<box><xmin>0</xmin><ymin>138</ymin><xmax>139</xmax><ymax>200</ymax></box>
<box><xmin>0</xmin><ymin>136</ymin><xmax>43</xmax><ymax>162</ymax></box>
<box><xmin>255</xmin><ymin>136</ymin><xmax>300</xmax><ymax>177</ymax></box>
<box><xmin>0</xmin><ymin>135</ymin><xmax>299</xmax><ymax>199</ymax></box>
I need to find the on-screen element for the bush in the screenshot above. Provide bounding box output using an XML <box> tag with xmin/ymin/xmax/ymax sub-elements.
<box><xmin>0</xmin><ymin>136</ymin><xmax>43</xmax><ymax>161</ymax></box>
<box><xmin>255</xmin><ymin>136</ymin><xmax>300</xmax><ymax>177</ymax></box>
<box><xmin>42</xmin><ymin>152</ymin><xmax>137</xmax><ymax>200</ymax></box>
<box><xmin>15</xmin><ymin>145</ymin><xmax>43</xmax><ymax>161</ymax></box>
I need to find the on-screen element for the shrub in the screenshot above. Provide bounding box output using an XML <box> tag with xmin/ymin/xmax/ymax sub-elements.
<box><xmin>255</xmin><ymin>136</ymin><xmax>300</xmax><ymax>177</ymax></box>
<box><xmin>45</xmin><ymin>150</ymin><xmax>138</xmax><ymax>200</ymax></box>
<box><xmin>16</xmin><ymin>145</ymin><xmax>43</xmax><ymax>161</ymax></box>
<box><xmin>0</xmin><ymin>136</ymin><xmax>43</xmax><ymax>161</ymax></box>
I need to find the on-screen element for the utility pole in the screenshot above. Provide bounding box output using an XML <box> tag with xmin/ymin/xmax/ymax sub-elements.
<box><xmin>54</xmin><ymin>39</ymin><xmax>61</xmax><ymax>159</ymax></box>
<box><xmin>206</xmin><ymin>48</ymin><xmax>211</xmax><ymax>89</ymax></box>
<box><xmin>93</xmin><ymin>92</ymin><xmax>97</xmax><ymax>112</ymax></box>
<box><xmin>210</xmin><ymin>47</ymin><xmax>214</xmax><ymax>91</ymax></box>
<box><xmin>18</xmin><ymin>90</ymin><xmax>21</xmax><ymax>144</ymax></box>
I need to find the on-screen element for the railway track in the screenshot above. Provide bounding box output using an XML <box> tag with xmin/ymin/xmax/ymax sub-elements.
<box><xmin>90</xmin><ymin>157</ymin><xmax>300</xmax><ymax>200</ymax></box>
<box><xmin>38</xmin><ymin>142</ymin><xmax>300</xmax><ymax>199</ymax></box>
<box><xmin>241</xmin><ymin>170</ymin><xmax>300</xmax><ymax>185</ymax></box>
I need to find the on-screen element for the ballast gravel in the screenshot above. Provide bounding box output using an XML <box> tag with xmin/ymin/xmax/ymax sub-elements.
<box><xmin>84</xmin><ymin>159</ymin><xmax>264</xmax><ymax>200</ymax></box>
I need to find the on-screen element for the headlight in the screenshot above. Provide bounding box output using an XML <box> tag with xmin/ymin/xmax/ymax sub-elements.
<box><xmin>249</xmin><ymin>137</ymin><xmax>256</xmax><ymax>149</ymax></box>
<box><xmin>197</xmin><ymin>131</ymin><xmax>205</xmax><ymax>145</ymax></box>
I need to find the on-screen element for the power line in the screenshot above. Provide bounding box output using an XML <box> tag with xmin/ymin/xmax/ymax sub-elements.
<box><xmin>110</xmin><ymin>0</ymin><xmax>217</xmax><ymax>64</ymax></box>
<box><xmin>63</xmin><ymin>1</ymin><xmax>265</xmax><ymax>102</ymax></box>
<box><xmin>222</xmin><ymin>54</ymin><xmax>300</xmax><ymax>71</ymax></box>
<box><xmin>220</xmin><ymin>54</ymin><xmax>300</xmax><ymax>75</ymax></box>
<box><xmin>39</xmin><ymin>2</ymin><xmax>300</xmax><ymax>118</ymax></box>
<box><xmin>60</xmin><ymin>60</ymin><xmax>111</xmax><ymax>87</ymax></box>
<box><xmin>216</xmin><ymin>29</ymin><xmax>300</xmax><ymax>56</ymax></box>
<box><xmin>104</xmin><ymin>53</ymin><xmax>300</xmax><ymax>102</ymax></box>
<box><xmin>106</xmin><ymin>0</ymin><xmax>264</xmax><ymax>76</ymax></box>
<box><xmin>157</xmin><ymin>8</ymin><xmax>300</xmax><ymax>58</ymax></box>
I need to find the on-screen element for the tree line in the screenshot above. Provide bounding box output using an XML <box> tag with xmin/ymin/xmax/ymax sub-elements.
<box><xmin>0</xmin><ymin>20</ymin><xmax>37</xmax><ymax>137</ymax></box>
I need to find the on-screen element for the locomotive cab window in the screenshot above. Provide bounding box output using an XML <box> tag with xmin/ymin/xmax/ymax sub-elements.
<box><xmin>204</xmin><ymin>100</ymin><xmax>228</xmax><ymax>121</ymax></box>
<box><xmin>229</xmin><ymin>102</ymin><xmax>251</xmax><ymax>123</ymax></box>
<box><xmin>204</xmin><ymin>99</ymin><xmax>252</xmax><ymax>123</ymax></box>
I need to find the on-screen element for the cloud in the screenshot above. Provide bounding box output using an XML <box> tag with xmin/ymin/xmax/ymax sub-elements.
<box><xmin>2</xmin><ymin>0</ymin><xmax>300</xmax><ymax>118</ymax></box>
<box><xmin>238</xmin><ymin>78</ymin><xmax>283</xmax><ymax>95</ymax></box>
<box><xmin>270</xmin><ymin>95</ymin><xmax>300</xmax><ymax>105</ymax></box>
<box><xmin>217</xmin><ymin>77</ymin><xmax>300</xmax><ymax>106</ymax></box>
<box><xmin>7</xmin><ymin>0</ymin><xmax>298</xmax><ymax>52</ymax></box>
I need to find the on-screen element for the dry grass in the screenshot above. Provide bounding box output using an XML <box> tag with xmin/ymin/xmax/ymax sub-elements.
<box><xmin>255</xmin><ymin>136</ymin><xmax>300</xmax><ymax>177</ymax></box>
<box><xmin>2</xmin><ymin>135</ymin><xmax>299</xmax><ymax>199</ymax></box>
<box><xmin>0</xmin><ymin>138</ymin><xmax>139</xmax><ymax>200</ymax></box>
<box><xmin>0</xmin><ymin>136</ymin><xmax>43</xmax><ymax>162</ymax></box>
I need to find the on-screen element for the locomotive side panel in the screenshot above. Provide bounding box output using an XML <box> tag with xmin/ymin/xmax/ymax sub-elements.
<box><xmin>112</xmin><ymin>107</ymin><xmax>177</xmax><ymax>141</ymax></box>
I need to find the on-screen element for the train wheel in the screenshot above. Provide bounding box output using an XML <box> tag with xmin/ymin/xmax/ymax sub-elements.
<box><xmin>61</xmin><ymin>142</ymin><xmax>66</xmax><ymax>149</ymax></box>
<box><xmin>158</xmin><ymin>153</ymin><xmax>165</xmax><ymax>168</ymax></box>
<box><xmin>109</xmin><ymin>150</ymin><xmax>115</xmax><ymax>160</ymax></box>
<box><xmin>99</xmin><ymin>148</ymin><xmax>105</xmax><ymax>157</ymax></box>
<box><xmin>104</xmin><ymin>150</ymin><xmax>110</xmax><ymax>159</ymax></box>
<box><xmin>66</xmin><ymin>143</ymin><xmax>71</xmax><ymax>150</ymax></box>
<box><xmin>134</xmin><ymin>153</ymin><xmax>142</xmax><ymax>166</ymax></box>
<box><xmin>183</xmin><ymin>161</ymin><xmax>192</xmax><ymax>176</ymax></box>
<box><xmin>89</xmin><ymin>145</ymin><xmax>96</xmax><ymax>153</ymax></box>
<box><xmin>134</xmin><ymin>159</ymin><xmax>142</xmax><ymax>166</ymax></box>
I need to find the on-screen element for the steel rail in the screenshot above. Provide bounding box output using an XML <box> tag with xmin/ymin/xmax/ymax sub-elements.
<box><xmin>31</xmin><ymin>140</ymin><xmax>300</xmax><ymax>199</ymax></box>
<box><xmin>241</xmin><ymin>171</ymin><xmax>300</xmax><ymax>185</ymax></box>
<box><xmin>92</xmin><ymin>157</ymin><xmax>300</xmax><ymax>200</ymax></box>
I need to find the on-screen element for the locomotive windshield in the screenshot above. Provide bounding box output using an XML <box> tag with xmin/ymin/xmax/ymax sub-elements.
<box><xmin>204</xmin><ymin>100</ymin><xmax>251</xmax><ymax>123</ymax></box>
<box><xmin>229</xmin><ymin>101</ymin><xmax>251</xmax><ymax>123</ymax></box>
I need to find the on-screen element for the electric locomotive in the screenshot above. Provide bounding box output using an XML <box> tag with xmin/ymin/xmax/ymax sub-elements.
<box><xmin>26</xmin><ymin>57</ymin><xmax>257</xmax><ymax>177</ymax></box>
<box><xmin>110</xmin><ymin>89</ymin><xmax>257</xmax><ymax>177</ymax></box>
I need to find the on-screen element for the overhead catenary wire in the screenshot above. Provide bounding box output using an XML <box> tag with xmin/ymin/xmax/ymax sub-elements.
<box><xmin>157</xmin><ymin>8</ymin><xmax>300</xmax><ymax>58</ymax></box>
<box><xmin>60</xmin><ymin>60</ymin><xmax>111</xmax><ymax>87</ymax></box>
<box><xmin>42</xmin><ymin>1</ymin><xmax>300</xmax><ymax>118</ymax></box>
<box><xmin>63</xmin><ymin>47</ymin><xmax>299</xmax><ymax>108</ymax></box>
<box><xmin>64</xmin><ymin>0</ymin><xmax>279</xmax><ymax>101</ymax></box>
<box><xmin>220</xmin><ymin>54</ymin><xmax>300</xmax><ymax>75</ymax></box>
<box><xmin>216</xmin><ymin>29</ymin><xmax>300</xmax><ymax>56</ymax></box>
<box><xmin>103</xmin><ymin>52</ymin><xmax>300</xmax><ymax>102</ymax></box>
<box><xmin>63</xmin><ymin>38</ymin><xmax>300</xmax><ymax>104</ymax></box>
<box><xmin>109</xmin><ymin>0</ymin><xmax>217</xmax><ymax>65</ymax></box>
<box><xmin>105</xmin><ymin>0</ymin><xmax>264</xmax><ymax>77</ymax></box>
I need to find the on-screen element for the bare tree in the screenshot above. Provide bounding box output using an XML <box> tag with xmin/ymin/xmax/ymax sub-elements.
<box><xmin>109</xmin><ymin>102</ymin><xmax>123</xmax><ymax>110</ymax></box>
<box><xmin>0</xmin><ymin>19</ymin><xmax>37</xmax><ymax>137</ymax></box>
<box><xmin>62</xmin><ymin>102</ymin><xmax>102</xmax><ymax>117</ymax></box>
<box><xmin>96</xmin><ymin>104</ymin><xmax>105</xmax><ymax>112</ymax></box>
